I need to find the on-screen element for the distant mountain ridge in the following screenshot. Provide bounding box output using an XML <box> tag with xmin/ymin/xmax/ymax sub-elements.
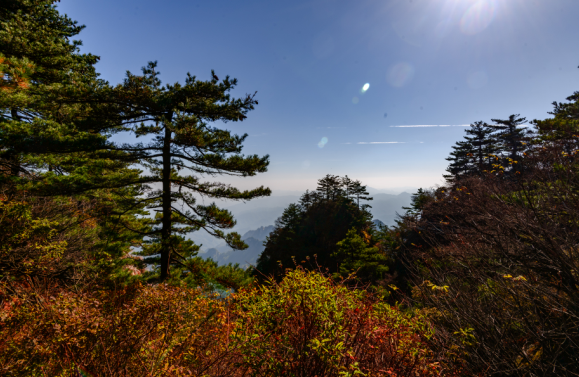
<box><xmin>194</xmin><ymin>191</ymin><xmax>413</xmax><ymax>266</ymax></box>
<box><xmin>373</xmin><ymin>219</ymin><xmax>386</xmax><ymax>228</ymax></box>
<box><xmin>369</xmin><ymin>192</ymin><xmax>412</xmax><ymax>226</ymax></box>
<box><xmin>242</xmin><ymin>225</ymin><xmax>275</xmax><ymax>242</ymax></box>
<box><xmin>201</xmin><ymin>225</ymin><xmax>275</xmax><ymax>268</ymax></box>
<box><xmin>200</xmin><ymin>218</ymin><xmax>393</xmax><ymax>268</ymax></box>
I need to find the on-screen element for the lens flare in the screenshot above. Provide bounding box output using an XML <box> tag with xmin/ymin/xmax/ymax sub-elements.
<box><xmin>352</xmin><ymin>96</ymin><xmax>359</xmax><ymax>104</ymax></box>
<box><xmin>361</xmin><ymin>83</ymin><xmax>370</xmax><ymax>92</ymax></box>
<box><xmin>318</xmin><ymin>137</ymin><xmax>328</xmax><ymax>148</ymax></box>
<box><xmin>387</xmin><ymin>63</ymin><xmax>415</xmax><ymax>88</ymax></box>
<box><xmin>460</xmin><ymin>1</ymin><xmax>497</xmax><ymax>35</ymax></box>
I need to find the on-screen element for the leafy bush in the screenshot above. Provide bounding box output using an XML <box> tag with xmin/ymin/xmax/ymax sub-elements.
<box><xmin>0</xmin><ymin>269</ymin><xmax>454</xmax><ymax>376</ymax></box>
<box><xmin>404</xmin><ymin>142</ymin><xmax>579</xmax><ymax>375</ymax></box>
<box><xmin>0</xmin><ymin>282</ymin><xmax>231</xmax><ymax>376</ymax></box>
<box><xmin>230</xmin><ymin>269</ymin><xmax>448</xmax><ymax>376</ymax></box>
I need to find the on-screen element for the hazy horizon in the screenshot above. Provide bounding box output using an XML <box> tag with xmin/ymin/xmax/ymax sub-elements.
<box><xmin>58</xmin><ymin>0</ymin><xmax>579</xmax><ymax>192</ymax></box>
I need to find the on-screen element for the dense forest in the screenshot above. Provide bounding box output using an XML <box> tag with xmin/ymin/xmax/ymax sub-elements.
<box><xmin>1</xmin><ymin>1</ymin><xmax>578</xmax><ymax>376</ymax></box>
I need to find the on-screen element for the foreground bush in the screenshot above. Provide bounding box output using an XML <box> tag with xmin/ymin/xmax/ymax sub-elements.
<box><xmin>232</xmin><ymin>269</ymin><xmax>447</xmax><ymax>376</ymax></box>
<box><xmin>0</xmin><ymin>282</ymin><xmax>231</xmax><ymax>376</ymax></box>
<box><xmin>0</xmin><ymin>270</ymin><xmax>453</xmax><ymax>376</ymax></box>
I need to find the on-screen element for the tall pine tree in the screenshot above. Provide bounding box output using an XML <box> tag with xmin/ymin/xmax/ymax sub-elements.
<box><xmin>445</xmin><ymin>121</ymin><xmax>501</xmax><ymax>182</ymax></box>
<box><xmin>464</xmin><ymin>121</ymin><xmax>497</xmax><ymax>174</ymax></box>
<box><xmin>113</xmin><ymin>62</ymin><xmax>270</xmax><ymax>281</ymax></box>
<box><xmin>342</xmin><ymin>175</ymin><xmax>372</xmax><ymax>209</ymax></box>
<box><xmin>490</xmin><ymin>114</ymin><xmax>531</xmax><ymax>172</ymax></box>
<box><xmin>316</xmin><ymin>174</ymin><xmax>343</xmax><ymax>200</ymax></box>
<box><xmin>534</xmin><ymin>90</ymin><xmax>579</xmax><ymax>152</ymax></box>
<box><xmin>444</xmin><ymin>140</ymin><xmax>474</xmax><ymax>182</ymax></box>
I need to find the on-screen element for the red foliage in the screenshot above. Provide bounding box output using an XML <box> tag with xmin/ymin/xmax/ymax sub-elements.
<box><xmin>0</xmin><ymin>271</ymin><xmax>459</xmax><ymax>376</ymax></box>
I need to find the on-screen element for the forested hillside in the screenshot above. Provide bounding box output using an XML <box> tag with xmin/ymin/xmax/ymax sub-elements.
<box><xmin>1</xmin><ymin>1</ymin><xmax>578</xmax><ymax>376</ymax></box>
<box><xmin>191</xmin><ymin>191</ymin><xmax>411</xmax><ymax>251</ymax></box>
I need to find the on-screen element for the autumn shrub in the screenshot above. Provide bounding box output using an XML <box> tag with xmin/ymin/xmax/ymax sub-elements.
<box><xmin>230</xmin><ymin>269</ymin><xmax>450</xmax><ymax>377</ymax></box>
<box><xmin>405</xmin><ymin>142</ymin><xmax>579</xmax><ymax>375</ymax></box>
<box><xmin>0</xmin><ymin>282</ymin><xmax>232</xmax><ymax>376</ymax></box>
<box><xmin>0</xmin><ymin>269</ymin><xmax>455</xmax><ymax>376</ymax></box>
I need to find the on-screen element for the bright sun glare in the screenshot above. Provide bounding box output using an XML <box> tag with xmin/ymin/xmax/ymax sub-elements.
<box><xmin>457</xmin><ymin>0</ymin><xmax>499</xmax><ymax>35</ymax></box>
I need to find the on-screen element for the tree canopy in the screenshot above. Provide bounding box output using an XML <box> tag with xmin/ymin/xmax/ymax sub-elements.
<box><xmin>445</xmin><ymin>115</ymin><xmax>532</xmax><ymax>182</ymax></box>
<box><xmin>110</xmin><ymin>61</ymin><xmax>271</xmax><ymax>281</ymax></box>
<box><xmin>255</xmin><ymin>175</ymin><xmax>388</xmax><ymax>287</ymax></box>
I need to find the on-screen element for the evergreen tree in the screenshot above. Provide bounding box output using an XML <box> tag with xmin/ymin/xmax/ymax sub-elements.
<box><xmin>0</xmin><ymin>0</ymin><xmax>125</xmax><ymax>190</ymax></box>
<box><xmin>256</xmin><ymin>175</ymin><xmax>385</xmax><ymax>287</ymax></box>
<box><xmin>550</xmin><ymin>91</ymin><xmax>579</xmax><ymax>120</ymax></box>
<box><xmin>534</xmin><ymin>90</ymin><xmax>579</xmax><ymax>153</ymax></box>
<box><xmin>464</xmin><ymin>121</ymin><xmax>497</xmax><ymax>174</ymax></box>
<box><xmin>444</xmin><ymin>140</ymin><xmax>474</xmax><ymax>182</ymax></box>
<box><xmin>342</xmin><ymin>175</ymin><xmax>372</xmax><ymax>209</ymax></box>
<box><xmin>489</xmin><ymin>114</ymin><xmax>531</xmax><ymax>171</ymax></box>
<box><xmin>298</xmin><ymin>189</ymin><xmax>322</xmax><ymax>208</ymax></box>
<box><xmin>445</xmin><ymin>121</ymin><xmax>497</xmax><ymax>182</ymax></box>
<box><xmin>0</xmin><ymin>0</ymin><xmax>149</xmax><ymax>285</ymax></box>
<box><xmin>316</xmin><ymin>174</ymin><xmax>343</xmax><ymax>200</ymax></box>
<box><xmin>274</xmin><ymin>203</ymin><xmax>304</xmax><ymax>231</ymax></box>
<box><xmin>113</xmin><ymin>62</ymin><xmax>271</xmax><ymax>281</ymax></box>
<box><xmin>332</xmin><ymin>228</ymin><xmax>388</xmax><ymax>283</ymax></box>
<box><xmin>400</xmin><ymin>188</ymin><xmax>435</xmax><ymax>218</ymax></box>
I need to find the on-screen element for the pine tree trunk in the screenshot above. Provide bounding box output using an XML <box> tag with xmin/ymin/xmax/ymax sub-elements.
<box><xmin>160</xmin><ymin>123</ymin><xmax>172</xmax><ymax>281</ymax></box>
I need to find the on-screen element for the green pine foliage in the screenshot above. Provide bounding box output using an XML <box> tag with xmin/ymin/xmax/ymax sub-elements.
<box><xmin>0</xmin><ymin>0</ymin><xmax>128</xmax><ymax>191</ymax></box>
<box><xmin>110</xmin><ymin>61</ymin><xmax>271</xmax><ymax>282</ymax></box>
<box><xmin>465</xmin><ymin>121</ymin><xmax>498</xmax><ymax>173</ymax></box>
<box><xmin>534</xmin><ymin>91</ymin><xmax>579</xmax><ymax>149</ymax></box>
<box><xmin>332</xmin><ymin>228</ymin><xmax>389</xmax><ymax>285</ymax></box>
<box><xmin>255</xmin><ymin>175</ymin><xmax>388</xmax><ymax>288</ymax></box>
<box><xmin>0</xmin><ymin>0</ymin><xmax>149</xmax><ymax>286</ymax></box>
<box><xmin>489</xmin><ymin>114</ymin><xmax>531</xmax><ymax>164</ymax></box>
<box><xmin>401</xmin><ymin>188</ymin><xmax>436</xmax><ymax>218</ymax></box>
<box><xmin>342</xmin><ymin>174</ymin><xmax>373</xmax><ymax>209</ymax></box>
<box><xmin>445</xmin><ymin>116</ymin><xmax>532</xmax><ymax>182</ymax></box>
<box><xmin>445</xmin><ymin>121</ymin><xmax>498</xmax><ymax>182</ymax></box>
<box><xmin>444</xmin><ymin>140</ymin><xmax>474</xmax><ymax>181</ymax></box>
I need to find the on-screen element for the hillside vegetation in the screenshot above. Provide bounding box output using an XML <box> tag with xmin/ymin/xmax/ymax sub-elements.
<box><xmin>1</xmin><ymin>1</ymin><xmax>578</xmax><ymax>376</ymax></box>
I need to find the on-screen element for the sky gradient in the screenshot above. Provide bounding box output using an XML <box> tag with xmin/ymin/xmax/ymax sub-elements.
<box><xmin>59</xmin><ymin>0</ymin><xmax>579</xmax><ymax>193</ymax></box>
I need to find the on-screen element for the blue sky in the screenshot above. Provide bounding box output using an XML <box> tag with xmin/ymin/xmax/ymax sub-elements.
<box><xmin>59</xmin><ymin>0</ymin><xmax>579</xmax><ymax>193</ymax></box>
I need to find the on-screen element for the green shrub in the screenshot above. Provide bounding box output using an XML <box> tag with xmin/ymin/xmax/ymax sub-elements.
<box><xmin>231</xmin><ymin>269</ymin><xmax>447</xmax><ymax>376</ymax></box>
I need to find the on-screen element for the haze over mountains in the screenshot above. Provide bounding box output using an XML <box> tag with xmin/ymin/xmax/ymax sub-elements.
<box><xmin>194</xmin><ymin>188</ymin><xmax>414</xmax><ymax>267</ymax></box>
